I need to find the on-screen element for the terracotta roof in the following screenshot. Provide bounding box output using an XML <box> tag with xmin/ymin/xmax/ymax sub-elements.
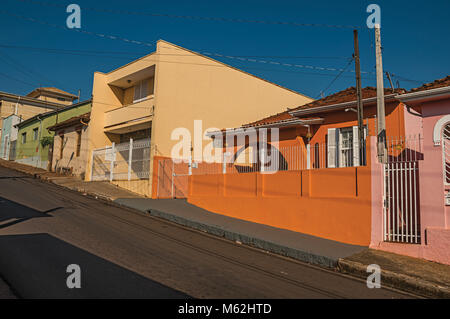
<box><xmin>408</xmin><ymin>75</ymin><xmax>450</xmax><ymax>93</ymax></box>
<box><xmin>244</xmin><ymin>86</ymin><xmax>405</xmax><ymax>128</ymax></box>
<box><xmin>27</xmin><ymin>87</ymin><xmax>78</xmax><ymax>99</ymax></box>
<box><xmin>47</xmin><ymin>112</ymin><xmax>90</xmax><ymax>131</ymax></box>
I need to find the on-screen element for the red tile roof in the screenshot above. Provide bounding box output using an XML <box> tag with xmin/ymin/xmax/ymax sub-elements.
<box><xmin>244</xmin><ymin>86</ymin><xmax>404</xmax><ymax>128</ymax></box>
<box><xmin>408</xmin><ymin>75</ymin><xmax>450</xmax><ymax>93</ymax></box>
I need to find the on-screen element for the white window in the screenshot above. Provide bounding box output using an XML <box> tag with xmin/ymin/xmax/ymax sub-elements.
<box><xmin>339</xmin><ymin>128</ymin><xmax>354</xmax><ymax>167</ymax></box>
<box><xmin>327</xmin><ymin>126</ymin><xmax>367</xmax><ymax>168</ymax></box>
<box><xmin>133</xmin><ymin>79</ymin><xmax>150</xmax><ymax>103</ymax></box>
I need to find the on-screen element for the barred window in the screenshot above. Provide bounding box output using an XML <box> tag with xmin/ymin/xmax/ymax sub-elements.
<box><xmin>443</xmin><ymin>124</ymin><xmax>450</xmax><ymax>184</ymax></box>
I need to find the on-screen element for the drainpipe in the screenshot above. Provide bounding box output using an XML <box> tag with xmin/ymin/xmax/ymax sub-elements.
<box><xmin>14</xmin><ymin>96</ymin><xmax>21</xmax><ymax>115</ymax></box>
<box><xmin>37</xmin><ymin>115</ymin><xmax>43</xmax><ymax>168</ymax></box>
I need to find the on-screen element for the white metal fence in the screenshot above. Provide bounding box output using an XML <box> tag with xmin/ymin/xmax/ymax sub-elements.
<box><xmin>156</xmin><ymin>141</ymin><xmax>367</xmax><ymax>198</ymax></box>
<box><xmin>383</xmin><ymin>135</ymin><xmax>423</xmax><ymax>244</ymax></box>
<box><xmin>186</xmin><ymin>141</ymin><xmax>366</xmax><ymax>176</ymax></box>
<box><xmin>91</xmin><ymin>138</ymin><xmax>151</xmax><ymax>182</ymax></box>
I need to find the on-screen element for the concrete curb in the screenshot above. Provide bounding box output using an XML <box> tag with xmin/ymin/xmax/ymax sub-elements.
<box><xmin>337</xmin><ymin>258</ymin><xmax>450</xmax><ymax>299</ymax></box>
<box><xmin>145</xmin><ymin>207</ymin><xmax>338</xmax><ymax>268</ymax></box>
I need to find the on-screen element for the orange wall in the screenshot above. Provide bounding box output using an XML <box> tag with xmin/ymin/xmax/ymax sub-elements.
<box><xmin>187</xmin><ymin>141</ymin><xmax>373</xmax><ymax>246</ymax></box>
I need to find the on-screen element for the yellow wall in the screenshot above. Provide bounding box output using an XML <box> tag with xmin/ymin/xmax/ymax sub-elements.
<box><xmin>35</xmin><ymin>95</ymin><xmax>73</xmax><ymax>106</ymax></box>
<box><xmin>85</xmin><ymin>40</ymin><xmax>313</xmax><ymax>197</ymax></box>
<box><xmin>0</xmin><ymin>100</ymin><xmax>55</xmax><ymax>131</ymax></box>
<box><xmin>151</xmin><ymin>40</ymin><xmax>312</xmax><ymax>157</ymax></box>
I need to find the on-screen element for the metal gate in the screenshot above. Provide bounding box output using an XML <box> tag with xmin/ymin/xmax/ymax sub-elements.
<box><xmin>383</xmin><ymin>136</ymin><xmax>423</xmax><ymax>244</ymax></box>
<box><xmin>156</xmin><ymin>159</ymin><xmax>189</xmax><ymax>198</ymax></box>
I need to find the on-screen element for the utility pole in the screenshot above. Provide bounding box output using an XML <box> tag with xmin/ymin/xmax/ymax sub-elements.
<box><xmin>353</xmin><ymin>30</ymin><xmax>364</xmax><ymax>165</ymax></box>
<box><xmin>375</xmin><ymin>24</ymin><xmax>387</xmax><ymax>163</ymax></box>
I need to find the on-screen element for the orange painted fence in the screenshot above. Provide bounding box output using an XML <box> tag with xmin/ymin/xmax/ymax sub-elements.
<box><xmin>187</xmin><ymin>141</ymin><xmax>373</xmax><ymax>246</ymax></box>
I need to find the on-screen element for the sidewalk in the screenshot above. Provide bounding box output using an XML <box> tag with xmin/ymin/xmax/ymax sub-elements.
<box><xmin>1</xmin><ymin>159</ymin><xmax>449</xmax><ymax>298</ymax></box>
<box><xmin>114</xmin><ymin>198</ymin><xmax>367</xmax><ymax>268</ymax></box>
<box><xmin>338</xmin><ymin>249</ymin><xmax>450</xmax><ymax>298</ymax></box>
<box><xmin>0</xmin><ymin>159</ymin><xmax>143</xmax><ymax>201</ymax></box>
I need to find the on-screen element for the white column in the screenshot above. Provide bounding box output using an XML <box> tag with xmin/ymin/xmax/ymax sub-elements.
<box><xmin>110</xmin><ymin>142</ymin><xmax>115</xmax><ymax>182</ymax></box>
<box><xmin>128</xmin><ymin>138</ymin><xmax>133</xmax><ymax>181</ymax></box>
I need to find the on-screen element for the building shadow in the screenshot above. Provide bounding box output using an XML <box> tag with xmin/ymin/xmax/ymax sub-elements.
<box><xmin>0</xmin><ymin>196</ymin><xmax>56</xmax><ymax>229</ymax></box>
<box><xmin>0</xmin><ymin>233</ymin><xmax>190</xmax><ymax>299</ymax></box>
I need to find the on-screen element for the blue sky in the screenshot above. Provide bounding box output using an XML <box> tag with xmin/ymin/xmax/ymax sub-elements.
<box><xmin>0</xmin><ymin>0</ymin><xmax>448</xmax><ymax>101</ymax></box>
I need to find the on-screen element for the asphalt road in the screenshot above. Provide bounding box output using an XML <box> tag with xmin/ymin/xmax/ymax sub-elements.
<box><xmin>0</xmin><ymin>166</ymin><xmax>414</xmax><ymax>299</ymax></box>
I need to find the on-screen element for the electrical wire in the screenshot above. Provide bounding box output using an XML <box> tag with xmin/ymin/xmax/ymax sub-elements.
<box><xmin>16</xmin><ymin>0</ymin><xmax>364</xmax><ymax>29</ymax></box>
<box><xmin>316</xmin><ymin>58</ymin><xmax>354</xmax><ymax>98</ymax></box>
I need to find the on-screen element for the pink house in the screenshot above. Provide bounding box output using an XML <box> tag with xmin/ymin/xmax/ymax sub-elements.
<box><xmin>371</xmin><ymin>76</ymin><xmax>450</xmax><ymax>265</ymax></box>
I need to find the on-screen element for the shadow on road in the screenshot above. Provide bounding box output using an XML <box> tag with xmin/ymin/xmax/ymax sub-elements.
<box><xmin>0</xmin><ymin>196</ymin><xmax>55</xmax><ymax>230</ymax></box>
<box><xmin>0</xmin><ymin>233</ymin><xmax>190</xmax><ymax>299</ymax></box>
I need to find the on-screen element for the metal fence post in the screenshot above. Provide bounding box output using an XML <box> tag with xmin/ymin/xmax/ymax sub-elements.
<box><xmin>189</xmin><ymin>155</ymin><xmax>192</xmax><ymax>176</ymax></box>
<box><xmin>128</xmin><ymin>138</ymin><xmax>133</xmax><ymax>181</ymax></box>
<box><xmin>89</xmin><ymin>150</ymin><xmax>95</xmax><ymax>181</ymax></box>
<box><xmin>171</xmin><ymin>160</ymin><xmax>174</xmax><ymax>198</ymax></box>
<box><xmin>110</xmin><ymin>142</ymin><xmax>115</xmax><ymax>182</ymax></box>
<box><xmin>306</xmin><ymin>144</ymin><xmax>311</xmax><ymax>170</ymax></box>
<box><xmin>222</xmin><ymin>152</ymin><xmax>227</xmax><ymax>174</ymax></box>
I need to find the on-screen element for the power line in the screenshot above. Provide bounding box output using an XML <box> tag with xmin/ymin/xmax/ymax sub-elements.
<box><xmin>0</xmin><ymin>10</ymin><xmax>156</xmax><ymax>47</ymax></box>
<box><xmin>0</xmin><ymin>44</ymin><xmax>351</xmax><ymax>60</ymax></box>
<box><xmin>0</xmin><ymin>71</ymin><xmax>37</xmax><ymax>87</ymax></box>
<box><xmin>0</xmin><ymin>50</ymin><xmax>68</xmax><ymax>90</ymax></box>
<box><xmin>316</xmin><ymin>58</ymin><xmax>354</xmax><ymax>98</ymax></box>
<box><xmin>16</xmin><ymin>0</ymin><xmax>364</xmax><ymax>29</ymax></box>
<box><xmin>0</xmin><ymin>11</ymin><xmax>363</xmax><ymax>74</ymax></box>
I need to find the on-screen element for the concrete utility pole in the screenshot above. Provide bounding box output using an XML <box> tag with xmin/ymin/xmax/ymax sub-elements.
<box><xmin>375</xmin><ymin>24</ymin><xmax>387</xmax><ymax>163</ymax></box>
<box><xmin>353</xmin><ymin>30</ymin><xmax>365</xmax><ymax>164</ymax></box>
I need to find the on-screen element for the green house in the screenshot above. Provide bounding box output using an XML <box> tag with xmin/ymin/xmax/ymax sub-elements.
<box><xmin>15</xmin><ymin>100</ymin><xmax>92</xmax><ymax>169</ymax></box>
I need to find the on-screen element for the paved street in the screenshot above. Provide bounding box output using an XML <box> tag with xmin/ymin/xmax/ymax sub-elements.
<box><xmin>0</xmin><ymin>166</ymin><xmax>413</xmax><ymax>299</ymax></box>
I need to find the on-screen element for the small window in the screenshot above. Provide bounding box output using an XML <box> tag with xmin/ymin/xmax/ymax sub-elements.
<box><xmin>76</xmin><ymin>130</ymin><xmax>82</xmax><ymax>157</ymax></box>
<box><xmin>133</xmin><ymin>79</ymin><xmax>150</xmax><ymax>103</ymax></box>
<box><xmin>21</xmin><ymin>132</ymin><xmax>26</xmax><ymax>144</ymax></box>
<box><xmin>33</xmin><ymin>128</ymin><xmax>39</xmax><ymax>141</ymax></box>
<box><xmin>57</xmin><ymin>97</ymin><xmax>66</xmax><ymax>101</ymax></box>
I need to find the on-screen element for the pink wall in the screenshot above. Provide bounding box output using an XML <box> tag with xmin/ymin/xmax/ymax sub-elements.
<box><xmin>370</xmin><ymin>98</ymin><xmax>450</xmax><ymax>265</ymax></box>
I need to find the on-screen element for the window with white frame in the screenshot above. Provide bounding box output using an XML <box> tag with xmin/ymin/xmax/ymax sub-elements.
<box><xmin>133</xmin><ymin>79</ymin><xmax>150</xmax><ymax>103</ymax></box>
<box><xmin>443</xmin><ymin>123</ymin><xmax>450</xmax><ymax>185</ymax></box>
<box><xmin>327</xmin><ymin>126</ymin><xmax>367</xmax><ymax>168</ymax></box>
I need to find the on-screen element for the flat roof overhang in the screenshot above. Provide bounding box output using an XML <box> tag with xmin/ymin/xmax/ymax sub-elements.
<box><xmin>396</xmin><ymin>86</ymin><xmax>450</xmax><ymax>106</ymax></box>
<box><xmin>107</xmin><ymin>65</ymin><xmax>156</xmax><ymax>89</ymax></box>
<box><xmin>205</xmin><ymin>118</ymin><xmax>324</xmax><ymax>138</ymax></box>
<box><xmin>104</xmin><ymin>116</ymin><xmax>152</xmax><ymax>134</ymax></box>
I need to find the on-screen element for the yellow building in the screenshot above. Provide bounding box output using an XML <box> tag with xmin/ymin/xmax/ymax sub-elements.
<box><xmin>86</xmin><ymin>40</ymin><xmax>313</xmax><ymax>196</ymax></box>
